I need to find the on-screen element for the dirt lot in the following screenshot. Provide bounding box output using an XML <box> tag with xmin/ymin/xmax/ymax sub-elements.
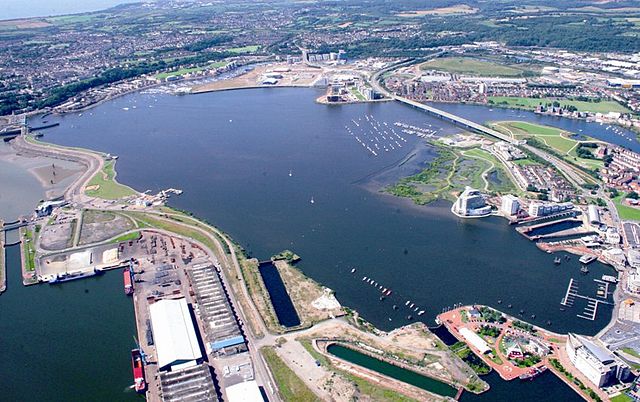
<box><xmin>274</xmin><ymin>260</ymin><xmax>345</xmax><ymax>326</ymax></box>
<box><xmin>79</xmin><ymin>210</ymin><xmax>135</xmax><ymax>245</ymax></box>
<box><xmin>39</xmin><ymin>220</ymin><xmax>75</xmax><ymax>250</ymax></box>
<box><xmin>191</xmin><ymin>63</ymin><xmax>323</xmax><ymax>93</ymax></box>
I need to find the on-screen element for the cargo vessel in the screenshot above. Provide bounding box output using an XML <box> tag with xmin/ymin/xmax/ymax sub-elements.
<box><xmin>48</xmin><ymin>268</ymin><xmax>102</xmax><ymax>284</ymax></box>
<box><xmin>131</xmin><ymin>349</ymin><xmax>147</xmax><ymax>393</ymax></box>
<box><xmin>123</xmin><ymin>269</ymin><xmax>133</xmax><ymax>295</ymax></box>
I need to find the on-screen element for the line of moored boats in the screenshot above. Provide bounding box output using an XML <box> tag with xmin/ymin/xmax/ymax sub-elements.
<box><xmin>351</xmin><ymin>267</ymin><xmax>425</xmax><ymax>320</ymax></box>
<box><xmin>345</xmin><ymin>114</ymin><xmax>408</xmax><ymax>157</ymax></box>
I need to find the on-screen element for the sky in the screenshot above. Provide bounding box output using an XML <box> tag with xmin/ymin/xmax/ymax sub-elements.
<box><xmin>0</xmin><ymin>0</ymin><xmax>140</xmax><ymax>21</ymax></box>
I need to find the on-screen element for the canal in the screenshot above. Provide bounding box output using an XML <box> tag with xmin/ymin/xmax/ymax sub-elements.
<box><xmin>326</xmin><ymin>343</ymin><xmax>458</xmax><ymax>398</ymax></box>
<box><xmin>258</xmin><ymin>261</ymin><xmax>301</xmax><ymax>327</ymax></box>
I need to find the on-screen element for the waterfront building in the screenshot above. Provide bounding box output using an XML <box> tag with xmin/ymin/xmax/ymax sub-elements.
<box><xmin>149</xmin><ymin>297</ymin><xmax>202</xmax><ymax>371</ymax></box>
<box><xmin>451</xmin><ymin>187</ymin><xmax>492</xmax><ymax>218</ymax></box>
<box><xmin>187</xmin><ymin>263</ymin><xmax>247</xmax><ymax>356</ymax></box>
<box><xmin>588</xmin><ymin>205</ymin><xmax>602</xmax><ymax>225</ymax></box>
<box><xmin>459</xmin><ymin>327</ymin><xmax>491</xmax><ymax>355</ymax></box>
<box><xmin>602</xmin><ymin>248</ymin><xmax>626</xmax><ymax>266</ymax></box>
<box><xmin>628</xmin><ymin>249</ymin><xmax>640</xmax><ymax>269</ymax></box>
<box><xmin>35</xmin><ymin>200</ymin><xmax>67</xmax><ymax>217</ymax></box>
<box><xmin>565</xmin><ymin>333</ymin><xmax>632</xmax><ymax>388</ymax></box>
<box><xmin>501</xmin><ymin>194</ymin><xmax>520</xmax><ymax>216</ymax></box>
<box><xmin>528</xmin><ymin>201</ymin><xmax>574</xmax><ymax>217</ymax></box>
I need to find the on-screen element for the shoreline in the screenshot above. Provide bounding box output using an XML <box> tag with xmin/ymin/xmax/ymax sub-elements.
<box><xmin>4</xmin><ymin>85</ymin><xmax>626</xmax><ymax>400</ymax></box>
<box><xmin>424</xmin><ymin>99</ymin><xmax>640</xmax><ymax>135</ymax></box>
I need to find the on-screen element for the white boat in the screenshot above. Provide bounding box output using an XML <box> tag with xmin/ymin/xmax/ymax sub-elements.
<box><xmin>579</xmin><ymin>255</ymin><xmax>597</xmax><ymax>264</ymax></box>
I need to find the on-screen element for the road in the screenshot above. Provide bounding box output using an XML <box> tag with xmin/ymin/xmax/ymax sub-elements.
<box><xmin>16</xmin><ymin>135</ymin><xmax>281</xmax><ymax>401</ymax></box>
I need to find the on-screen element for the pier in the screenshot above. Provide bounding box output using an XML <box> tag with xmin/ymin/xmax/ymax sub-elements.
<box><xmin>561</xmin><ymin>278</ymin><xmax>577</xmax><ymax>307</ymax></box>
<box><xmin>561</xmin><ymin>278</ymin><xmax>613</xmax><ymax>321</ymax></box>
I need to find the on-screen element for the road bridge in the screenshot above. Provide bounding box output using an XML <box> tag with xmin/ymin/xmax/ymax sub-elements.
<box><xmin>393</xmin><ymin>96</ymin><xmax>517</xmax><ymax>144</ymax></box>
<box><xmin>368</xmin><ymin>58</ymin><xmax>516</xmax><ymax>144</ymax></box>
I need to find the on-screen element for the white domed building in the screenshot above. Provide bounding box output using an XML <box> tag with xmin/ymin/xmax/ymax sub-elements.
<box><xmin>451</xmin><ymin>187</ymin><xmax>492</xmax><ymax>218</ymax></box>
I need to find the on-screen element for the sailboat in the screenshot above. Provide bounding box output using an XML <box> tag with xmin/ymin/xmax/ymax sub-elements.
<box><xmin>289</xmin><ymin>170</ymin><xmax>292</xmax><ymax>177</ymax></box>
<box><xmin>310</xmin><ymin>197</ymin><xmax>315</xmax><ymax>204</ymax></box>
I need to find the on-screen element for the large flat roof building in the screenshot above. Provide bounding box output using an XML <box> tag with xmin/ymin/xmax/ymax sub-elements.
<box><xmin>188</xmin><ymin>262</ymin><xmax>247</xmax><ymax>356</ymax></box>
<box><xmin>459</xmin><ymin>327</ymin><xmax>491</xmax><ymax>355</ymax></box>
<box><xmin>566</xmin><ymin>333</ymin><xmax>631</xmax><ymax>388</ymax></box>
<box><xmin>150</xmin><ymin>298</ymin><xmax>202</xmax><ymax>371</ymax></box>
<box><xmin>225</xmin><ymin>381</ymin><xmax>264</xmax><ymax>402</ymax></box>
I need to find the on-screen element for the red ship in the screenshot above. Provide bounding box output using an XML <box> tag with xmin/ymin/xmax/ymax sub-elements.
<box><xmin>123</xmin><ymin>269</ymin><xmax>133</xmax><ymax>295</ymax></box>
<box><xmin>131</xmin><ymin>349</ymin><xmax>147</xmax><ymax>393</ymax></box>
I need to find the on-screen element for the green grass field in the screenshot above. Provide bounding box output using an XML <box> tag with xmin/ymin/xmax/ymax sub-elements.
<box><xmin>349</xmin><ymin>86</ymin><xmax>366</xmax><ymax>101</ymax></box>
<box><xmin>21</xmin><ymin>227</ymin><xmax>37</xmax><ymax>272</ymax></box>
<box><xmin>156</xmin><ymin>61</ymin><xmax>227</xmax><ymax>80</ymax></box>
<box><xmin>613</xmin><ymin>194</ymin><xmax>640</xmax><ymax>221</ymax></box>
<box><xmin>420</xmin><ymin>57</ymin><xmax>529</xmax><ymax>77</ymax></box>
<box><xmin>508</xmin><ymin>121</ymin><xmax>576</xmax><ymax>153</ymax></box>
<box><xmin>227</xmin><ymin>45</ymin><xmax>260</xmax><ymax>54</ymax></box>
<box><xmin>512</xmin><ymin>158</ymin><xmax>538</xmax><ymax>166</ymax></box>
<box><xmin>489</xmin><ymin>96</ymin><xmax>631</xmax><ymax>114</ymax></box>
<box><xmin>261</xmin><ymin>347</ymin><xmax>320</xmax><ymax>402</ymax></box>
<box><xmin>493</xmin><ymin>121</ymin><xmax>605</xmax><ymax>171</ymax></box>
<box><xmin>610</xmin><ymin>393</ymin><xmax>634</xmax><ymax>402</ymax></box>
<box><xmin>110</xmin><ymin>231</ymin><xmax>141</xmax><ymax>243</ymax></box>
<box><xmin>85</xmin><ymin>160</ymin><xmax>137</xmax><ymax>200</ymax></box>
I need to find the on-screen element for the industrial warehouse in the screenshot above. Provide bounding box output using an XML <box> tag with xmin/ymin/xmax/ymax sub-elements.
<box><xmin>124</xmin><ymin>232</ymin><xmax>262</xmax><ymax>402</ymax></box>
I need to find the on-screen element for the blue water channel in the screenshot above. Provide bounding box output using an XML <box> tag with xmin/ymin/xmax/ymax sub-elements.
<box><xmin>258</xmin><ymin>261</ymin><xmax>301</xmax><ymax>327</ymax></box>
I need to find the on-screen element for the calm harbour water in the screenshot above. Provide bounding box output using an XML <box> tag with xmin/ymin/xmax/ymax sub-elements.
<box><xmin>2</xmin><ymin>87</ymin><xmax>629</xmax><ymax>400</ymax></box>
<box><xmin>0</xmin><ymin>244</ymin><xmax>139</xmax><ymax>401</ymax></box>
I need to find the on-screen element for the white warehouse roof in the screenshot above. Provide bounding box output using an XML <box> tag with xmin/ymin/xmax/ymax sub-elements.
<box><xmin>149</xmin><ymin>298</ymin><xmax>201</xmax><ymax>371</ymax></box>
<box><xmin>225</xmin><ymin>380</ymin><xmax>264</xmax><ymax>402</ymax></box>
<box><xmin>459</xmin><ymin>327</ymin><xmax>491</xmax><ymax>355</ymax></box>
